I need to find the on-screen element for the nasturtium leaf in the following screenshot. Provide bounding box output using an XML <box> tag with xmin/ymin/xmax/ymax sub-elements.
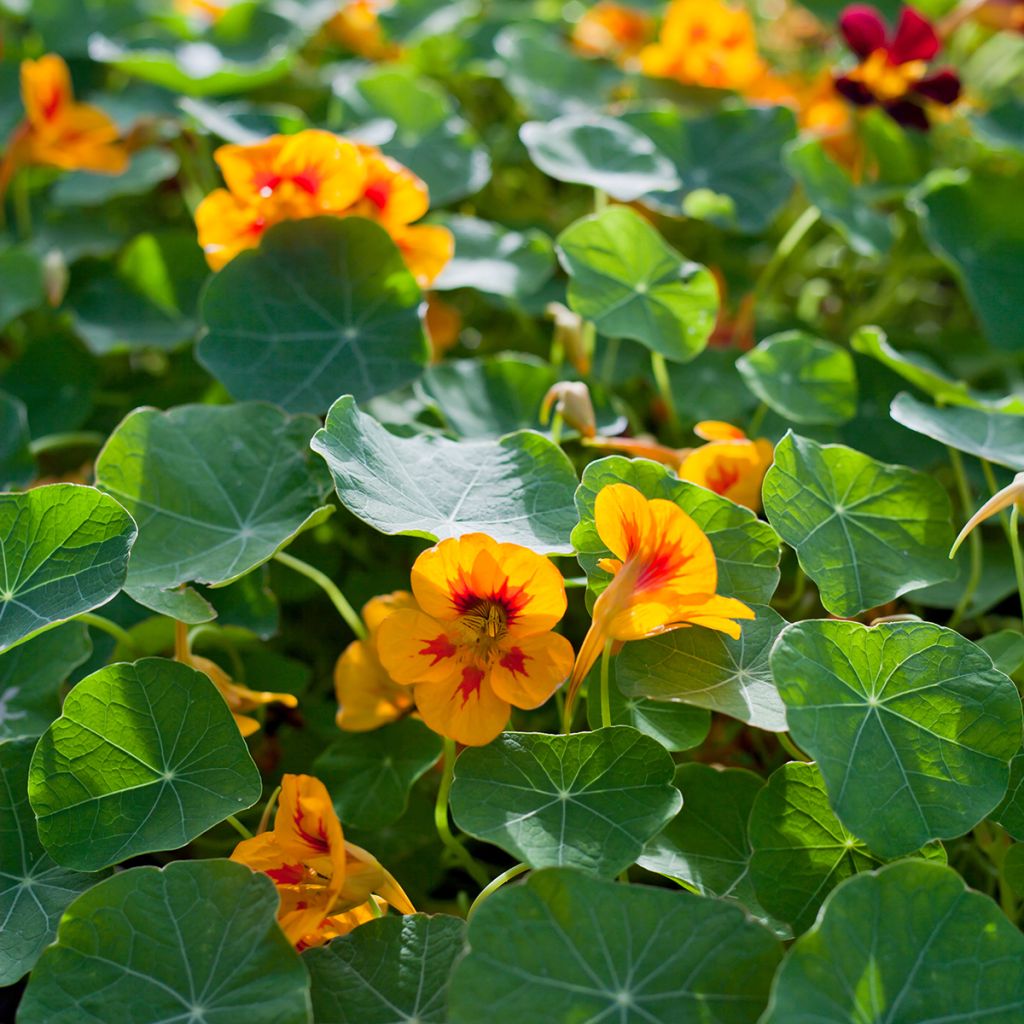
<box><xmin>450</xmin><ymin>727</ymin><xmax>681</xmax><ymax>876</ymax></box>
<box><xmin>761</xmin><ymin>860</ymin><xmax>1024</xmax><ymax>1024</ymax></box>
<box><xmin>557</xmin><ymin>207</ymin><xmax>718</xmax><ymax>362</ymax></box>
<box><xmin>573</xmin><ymin>456</ymin><xmax>781</xmax><ymax>605</ymax></box>
<box><xmin>639</xmin><ymin>764</ymin><xmax>765</xmax><ymax>911</ymax></box>
<box><xmin>621</xmin><ymin>105</ymin><xmax>796</xmax><ymax>233</ymax></box>
<box><xmin>199</xmin><ymin>217</ymin><xmax>429</xmax><ymax>414</ymax></box>
<box><xmin>973</xmin><ymin>97</ymin><xmax>1024</xmax><ymax>152</ymax></box>
<box><xmin>521</xmin><ymin>115</ymin><xmax>680</xmax><ymax>201</ymax></box>
<box><xmin>17</xmin><ymin>860</ymin><xmax>311</xmax><ymax>1024</ymax></box>
<box><xmin>762</xmin><ymin>432</ymin><xmax>955</xmax><ymax>616</ymax></box>
<box><xmin>736</xmin><ymin>332</ymin><xmax>857</xmax><ymax>426</ymax></box>
<box><xmin>432</xmin><ymin>215</ymin><xmax>555</xmax><ymax>299</ymax></box>
<box><xmin>52</xmin><ymin>148</ymin><xmax>179</xmax><ymax>207</ymax></box>
<box><xmin>0</xmin><ymin>245</ymin><xmax>45</xmax><ymax>327</ymax></box>
<box><xmin>772</xmin><ymin>619</ymin><xmax>1023</xmax><ymax>858</ymax></box>
<box><xmin>977</xmin><ymin>630</ymin><xmax>1024</xmax><ymax>678</ymax></box>
<box><xmin>313</xmin><ymin>718</ymin><xmax>441</xmax><ymax>831</ymax></box>
<box><xmin>911</xmin><ymin>169</ymin><xmax>1024</xmax><ymax>350</ymax></box>
<box><xmin>494</xmin><ymin>23</ymin><xmax>622</xmax><ymax>119</ymax></box>
<box><xmin>748</xmin><ymin>760</ymin><xmax>885</xmax><ymax>934</ymax></box>
<box><xmin>0</xmin><ymin>390</ymin><xmax>35</xmax><ymax>489</ymax></box>
<box><xmin>311</xmin><ymin>395</ymin><xmax>579</xmax><ymax>554</ymax></box>
<box><xmin>785</xmin><ymin>139</ymin><xmax>894</xmax><ymax>256</ymax></box>
<box><xmin>0</xmin><ymin>737</ymin><xmax>104</xmax><ymax>985</ymax></box>
<box><xmin>1003</xmin><ymin>843</ymin><xmax>1024</xmax><ymax>899</ymax></box>
<box><xmin>201</xmin><ymin>569</ymin><xmax>278</xmax><ymax>639</ymax></box>
<box><xmin>96</xmin><ymin>402</ymin><xmax>331</xmax><ymax>596</ymax></box>
<box><xmin>0</xmin><ymin>622</ymin><xmax>90</xmax><ymax>740</ymax></box>
<box><xmin>418</xmin><ymin>354</ymin><xmax>626</xmax><ymax>440</ymax></box>
<box><xmin>0</xmin><ymin>484</ymin><xmax>137</xmax><ymax>655</ymax></box>
<box><xmin>304</xmin><ymin>914</ymin><xmax>465</xmax><ymax>1024</ymax></box>
<box><xmin>851</xmin><ymin>324</ymin><xmax>1024</xmax><ymax>413</ymax></box>
<box><xmin>668</xmin><ymin>348</ymin><xmax>760</xmax><ymax>425</ymax></box>
<box><xmin>587</xmin><ymin>673</ymin><xmax>711</xmax><ymax>752</ymax></box>
<box><xmin>29</xmin><ymin>658</ymin><xmax>262</xmax><ymax>871</ymax></box>
<box><xmin>890</xmin><ymin>392</ymin><xmax>1024</xmax><ymax>471</ymax></box>
<box><xmin>616</xmin><ymin>604</ymin><xmax>788</xmax><ymax>731</ymax></box>
<box><xmin>449</xmin><ymin>867</ymin><xmax>782</xmax><ymax>1024</ymax></box>
<box><xmin>993</xmin><ymin>751</ymin><xmax>1024</xmax><ymax>841</ymax></box>
<box><xmin>126</xmin><ymin>582</ymin><xmax>217</xmax><ymax>624</ymax></box>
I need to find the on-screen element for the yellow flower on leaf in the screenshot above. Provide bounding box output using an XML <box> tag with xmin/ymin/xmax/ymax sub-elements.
<box><xmin>640</xmin><ymin>0</ymin><xmax>766</xmax><ymax>92</ymax></box>
<box><xmin>377</xmin><ymin>534</ymin><xmax>574</xmax><ymax>746</ymax></box>
<box><xmin>678</xmin><ymin>421</ymin><xmax>774</xmax><ymax>512</ymax></box>
<box><xmin>334</xmin><ymin>591</ymin><xmax>417</xmax><ymax>732</ymax></box>
<box><xmin>231</xmin><ymin>773</ymin><xmax>413</xmax><ymax>950</ymax></box>
<box><xmin>190</xmin><ymin>654</ymin><xmax>298</xmax><ymax>737</ymax></box>
<box><xmin>566</xmin><ymin>483</ymin><xmax>754</xmax><ymax>711</ymax></box>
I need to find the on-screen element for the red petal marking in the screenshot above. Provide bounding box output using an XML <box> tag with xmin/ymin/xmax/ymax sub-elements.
<box><xmin>291</xmin><ymin>169</ymin><xmax>320</xmax><ymax>195</ymax></box>
<box><xmin>292</xmin><ymin>806</ymin><xmax>330</xmax><ymax>854</ymax></box>
<box><xmin>454</xmin><ymin>666</ymin><xmax>485</xmax><ymax>706</ymax></box>
<box><xmin>500</xmin><ymin>647</ymin><xmax>531</xmax><ymax>679</ymax></box>
<box><xmin>420</xmin><ymin>633</ymin><xmax>457</xmax><ymax>665</ymax></box>
<box><xmin>246</xmin><ymin>213</ymin><xmax>268</xmax><ymax>238</ymax></box>
<box><xmin>449</xmin><ymin>573</ymin><xmax>530</xmax><ymax>626</ymax></box>
<box><xmin>364</xmin><ymin>179</ymin><xmax>391</xmax><ymax>210</ymax></box>
<box><xmin>41</xmin><ymin>86</ymin><xmax>63</xmax><ymax>122</ymax></box>
<box><xmin>705</xmin><ymin>459</ymin><xmax>741</xmax><ymax>496</ymax></box>
<box><xmin>889</xmin><ymin>7</ymin><xmax>939</xmax><ymax>63</ymax></box>
<box><xmin>267</xmin><ymin>863</ymin><xmax>305</xmax><ymax>885</ymax></box>
<box><xmin>838</xmin><ymin>4</ymin><xmax>888</xmax><ymax>58</ymax></box>
<box><xmin>252</xmin><ymin>170</ymin><xmax>282</xmax><ymax>197</ymax></box>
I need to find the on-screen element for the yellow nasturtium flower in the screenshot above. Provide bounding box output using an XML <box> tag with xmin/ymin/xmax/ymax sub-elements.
<box><xmin>231</xmin><ymin>774</ymin><xmax>413</xmax><ymax>949</ymax></box>
<box><xmin>334</xmin><ymin>591</ymin><xmax>417</xmax><ymax>732</ymax></box>
<box><xmin>376</xmin><ymin>534</ymin><xmax>575</xmax><ymax>746</ymax></box>
<box><xmin>677</xmin><ymin>421</ymin><xmax>774</xmax><ymax>512</ymax></box>
<box><xmin>327</xmin><ymin>0</ymin><xmax>401</xmax><ymax>61</ymax></box>
<box><xmin>565</xmin><ymin>483</ymin><xmax>754</xmax><ymax>714</ymax></box>
<box><xmin>190</xmin><ymin>654</ymin><xmax>298</xmax><ymax>737</ymax></box>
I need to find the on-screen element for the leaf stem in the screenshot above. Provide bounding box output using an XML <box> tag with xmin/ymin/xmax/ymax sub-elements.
<box><xmin>947</xmin><ymin>446</ymin><xmax>983</xmax><ymax>630</ymax></box>
<box><xmin>12</xmin><ymin>170</ymin><xmax>32</xmax><ymax>240</ymax></box>
<box><xmin>599</xmin><ymin>639</ymin><xmax>614</xmax><ymax>730</ymax></box>
<box><xmin>549</xmin><ymin>411</ymin><xmax>563</xmax><ymax>448</ymax></box>
<box><xmin>754</xmin><ymin>205</ymin><xmax>820</xmax><ymax>298</ymax></box>
<box><xmin>467</xmin><ymin>863</ymin><xmax>529</xmax><ymax>921</ymax></box>
<box><xmin>1010</xmin><ymin>504</ymin><xmax>1024</xmax><ymax>622</ymax></box>
<box><xmin>434</xmin><ymin>738</ymin><xmax>490</xmax><ymax>889</ymax></box>
<box><xmin>28</xmin><ymin>431</ymin><xmax>106</xmax><ymax>456</ymax></box>
<box><xmin>257</xmin><ymin>785</ymin><xmax>281</xmax><ymax>835</ymax></box>
<box><xmin>273</xmin><ymin>550</ymin><xmax>367</xmax><ymax>639</ymax></box>
<box><xmin>225</xmin><ymin>814</ymin><xmax>253</xmax><ymax>841</ymax></box>
<box><xmin>746</xmin><ymin>402</ymin><xmax>769</xmax><ymax>439</ymax></box>
<box><xmin>650</xmin><ymin>351</ymin><xmax>679</xmax><ymax>432</ymax></box>
<box><xmin>778</xmin><ymin>732</ymin><xmax>810</xmax><ymax>761</ymax></box>
<box><xmin>174</xmin><ymin>619</ymin><xmax>191</xmax><ymax>663</ymax></box>
<box><xmin>77</xmin><ymin>612</ymin><xmax>137</xmax><ymax>654</ymax></box>
<box><xmin>981</xmin><ymin>460</ymin><xmax>1016</xmax><ymax>544</ymax></box>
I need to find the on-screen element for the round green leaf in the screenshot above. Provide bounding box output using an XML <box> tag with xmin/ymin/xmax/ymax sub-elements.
<box><xmin>976</xmin><ymin>630</ymin><xmax>1024</xmax><ymax>677</ymax></box>
<box><xmin>304</xmin><ymin>913</ymin><xmax>465</xmax><ymax>1024</ymax></box>
<box><xmin>1003</xmin><ymin>843</ymin><xmax>1024</xmax><ymax>898</ymax></box>
<box><xmin>17</xmin><ymin>860</ymin><xmax>311</xmax><ymax>1024</ymax></box>
<box><xmin>587</xmin><ymin>677</ymin><xmax>711</xmax><ymax>752</ymax></box>
<box><xmin>737</xmin><ymin>331</ymin><xmax>857</xmax><ymax>426</ymax></box>
<box><xmin>762</xmin><ymin>860</ymin><xmax>1024</xmax><ymax>1023</ymax></box>
<box><xmin>557</xmin><ymin>206</ymin><xmax>718</xmax><ymax>362</ymax></box>
<box><xmin>993</xmin><ymin>750</ymin><xmax>1024</xmax><ymax>841</ymax></box>
<box><xmin>891</xmin><ymin>392</ymin><xmax>1024</xmax><ymax>471</ymax></box>
<box><xmin>762</xmin><ymin>432</ymin><xmax>955</xmax><ymax>616</ymax></box>
<box><xmin>450</xmin><ymin>727</ymin><xmax>682</xmax><ymax>876</ymax></box>
<box><xmin>432</xmin><ymin>216</ymin><xmax>554</xmax><ymax>299</ymax></box>
<box><xmin>198</xmin><ymin>218</ymin><xmax>429</xmax><ymax>414</ymax></box>
<box><xmin>639</xmin><ymin>764</ymin><xmax>766</xmax><ymax>912</ymax></box>
<box><xmin>29</xmin><ymin>658</ymin><xmax>262</xmax><ymax>870</ymax></box>
<box><xmin>771</xmin><ymin>620</ymin><xmax>1023</xmax><ymax>858</ymax></box>
<box><xmin>911</xmin><ymin>169</ymin><xmax>1024</xmax><ymax>351</ymax></box>
<box><xmin>573</xmin><ymin>456</ymin><xmax>781</xmax><ymax>606</ymax></box>
<box><xmin>0</xmin><ymin>622</ymin><xmax>91</xmax><ymax>740</ymax></box>
<box><xmin>621</xmin><ymin>106</ymin><xmax>796</xmax><ymax>233</ymax></box>
<box><xmin>0</xmin><ymin>737</ymin><xmax>104</xmax><ymax>985</ymax></box>
<box><xmin>521</xmin><ymin>115</ymin><xmax>680</xmax><ymax>201</ymax></box>
<box><xmin>749</xmin><ymin>760</ymin><xmax>885</xmax><ymax>934</ymax></box>
<box><xmin>616</xmin><ymin>604</ymin><xmax>788</xmax><ymax>731</ymax></box>
<box><xmin>311</xmin><ymin>395</ymin><xmax>579</xmax><ymax>554</ymax></box>
<box><xmin>449</xmin><ymin>867</ymin><xmax>783</xmax><ymax>1024</ymax></box>
<box><xmin>95</xmin><ymin>402</ymin><xmax>331</xmax><ymax>597</ymax></box>
<box><xmin>418</xmin><ymin>354</ymin><xmax>626</xmax><ymax>440</ymax></box>
<box><xmin>0</xmin><ymin>484</ymin><xmax>137</xmax><ymax>654</ymax></box>
<box><xmin>313</xmin><ymin>718</ymin><xmax>442</xmax><ymax>831</ymax></box>
<box><xmin>0</xmin><ymin>390</ymin><xmax>35</xmax><ymax>489</ymax></box>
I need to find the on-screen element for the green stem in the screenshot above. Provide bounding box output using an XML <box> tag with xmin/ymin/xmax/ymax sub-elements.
<box><xmin>947</xmin><ymin>447</ymin><xmax>984</xmax><ymax>630</ymax></box>
<box><xmin>273</xmin><ymin>551</ymin><xmax>367</xmax><ymax>639</ymax></box>
<box><xmin>467</xmin><ymin>863</ymin><xmax>528</xmax><ymax>920</ymax></box>
<box><xmin>594</xmin><ymin>188</ymin><xmax>609</xmax><ymax>212</ymax></box>
<box><xmin>650</xmin><ymin>351</ymin><xmax>679</xmax><ymax>432</ymax></box>
<box><xmin>599</xmin><ymin>639</ymin><xmax>614</xmax><ymax>730</ymax></box>
<box><xmin>549</xmin><ymin>411</ymin><xmax>563</xmax><ymax>448</ymax></box>
<box><xmin>746</xmin><ymin>402</ymin><xmax>768</xmax><ymax>439</ymax></box>
<box><xmin>779</xmin><ymin>732</ymin><xmax>810</xmax><ymax>761</ymax></box>
<box><xmin>601</xmin><ymin>336</ymin><xmax>620</xmax><ymax>384</ymax></box>
<box><xmin>257</xmin><ymin>785</ymin><xmax>281</xmax><ymax>836</ymax></box>
<box><xmin>12</xmin><ymin>171</ymin><xmax>32</xmax><ymax>240</ymax></box>
<box><xmin>982</xmin><ymin>459</ymin><xmax>1016</xmax><ymax>544</ymax></box>
<box><xmin>754</xmin><ymin>206</ymin><xmax>820</xmax><ymax>298</ymax></box>
<box><xmin>434</xmin><ymin>738</ymin><xmax>490</xmax><ymax>888</ymax></box>
<box><xmin>77</xmin><ymin>612</ymin><xmax>137</xmax><ymax>654</ymax></box>
<box><xmin>1010</xmin><ymin>504</ymin><xmax>1024</xmax><ymax>622</ymax></box>
<box><xmin>28</xmin><ymin>431</ymin><xmax>106</xmax><ymax>457</ymax></box>
<box><xmin>225</xmin><ymin>814</ymin><xmax>253</xmax><ymax>841</ymax></box>
<box><xmin>188</xmin><ymin>624</ymin><xmax>245</xmax><ymax>681</ymax></box>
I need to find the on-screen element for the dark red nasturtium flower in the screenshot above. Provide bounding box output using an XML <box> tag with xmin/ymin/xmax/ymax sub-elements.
<box><xmin>834</xmin><ymin>4</ymin><xmax>961</xmax><ymax>130</ymax></box>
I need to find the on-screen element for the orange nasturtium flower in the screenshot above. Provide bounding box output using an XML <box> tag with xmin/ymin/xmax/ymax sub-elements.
<box><xmin>327</xmin><ymin>0</ymin><xmax>401</xmax><ymax>61</ymax></box>
<box><xmin>1</xmin><ymin>54</ymin><xmax>128</xmax><ymax>195</ymax></box>
<box><xmin>639</xmin><ymin>0</ymin><xmax>766</xmax><ymax>92</ymax></box>
<box><xmin>376</xmin><ymin>534</ymin><xmax>575</xmax><ymax>746</ymax></box>
<box><xmin>677</xmin><ymin>421</ymin><xmax>774</xmax><ymax>512</ymax></box>
<box><xmin>571</xmin><ymin>3</ymin><xmax>655</xmax><ymax>62</ymax></box>
<box><xmin>231</xmin><ymin>773</ymin><xmax>414</xmax><ymax>949</ymax></box>
<box><xmin>190</xmin><ymin>654</ymin><xmax>298</xmax><ymax>737</ymax></box>
<box><xmin>334</xmin><ymin>591</ymin><xmax>417</xmax><ymax>731</ymax></box>
<box><xmin>566</xmin><ymin>483</ymin><xmax>755</xmax><ymax>710</ymax></box>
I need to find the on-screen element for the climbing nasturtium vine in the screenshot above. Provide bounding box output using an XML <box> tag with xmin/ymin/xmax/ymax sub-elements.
<box><xmin>2</xmin><ymin>0</ymin><xmax>1024</xmax><ymax>1021</ymax></box>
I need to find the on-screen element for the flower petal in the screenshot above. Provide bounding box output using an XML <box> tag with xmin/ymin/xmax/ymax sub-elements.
<box><xmin>834</xmin><ymin>74</ymin><xmax>876</xmax><ymax>106</ymax></box>
<box><xmin>376</xmin><ymin>608</ymin><xmax>463</xmax><ymax>685</ymax></box>
<box><xmin>489</xmin><ymin>631</ymin><xmax>575</xmax><ymax>709</ymax></box>
<box><xmin>334</xmin><ymin>637</ymin><xmax>413</xmax><ymax>732</ymax></box>
<box><xmin>890</xmin><ymin>6</ymin><xmax>939</xmax><ymax>63</ymax></box>
<box><xmin>838</xmin><ymin>4</ymin><xmax>888</xmax><ymax>58</ymax></box>
<box><xmin>884</xmin><ymin>98</ymin><xmax>930</xmax><ymax>130</ymax></box>
<box><xmin>913</xmin><ymin>68</ymin><xmax>961</xmax><ymax>105</ymax></box>
<box><xmin>413</xmin><ymin>669</ymin><xmax>510</xmax><ymax>746</ymax></box>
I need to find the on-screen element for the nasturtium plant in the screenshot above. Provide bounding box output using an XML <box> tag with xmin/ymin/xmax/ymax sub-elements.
<box><xmin>3</xmin><ymin>1</ymin><xmax>1024</xmax><ymax>1016</ymax></box>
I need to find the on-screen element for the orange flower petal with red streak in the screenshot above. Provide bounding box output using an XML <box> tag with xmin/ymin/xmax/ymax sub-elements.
<box><xmin>194</xmin><ymin>188</ymin><xmax>275</xmax><ymax>271</ymax></box>
<box><xmin>377</xmin><ymin>608</ymin><xmax>464</xmax><ymax>687</ymax></box>
<box><xmin>393</xmin><ymin>224</ymin><xmax>454</xmax><ymax>286</ymax></box>
<box><xmin>351</xmin><ymin>148</ymin><xmax>429</xmax><ymax>227</ymax></box>
<box><xmin>489</xmin><ymin>630</ymin><xmax>575</xmax><ymax>709</ymax></box>
<box><xmin>413</xmin><ymin>670</ymin><xmax>511</xmax><ymax>747</ymax></box>
<box><xmin>678</xmin><ymin>435</ymin><xmax>773</xmax><ymax>512</ymax></box>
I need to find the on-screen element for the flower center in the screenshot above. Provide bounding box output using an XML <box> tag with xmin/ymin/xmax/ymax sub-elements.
<box><xmin>852</xmin><ymin>49</ymin><xmax>926</xmax><ymax>102</ymax></box>
<box><xmin>462</xmin><ymin>599</ymin><xmax>508</xmax><ymax>644</ymax></box>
